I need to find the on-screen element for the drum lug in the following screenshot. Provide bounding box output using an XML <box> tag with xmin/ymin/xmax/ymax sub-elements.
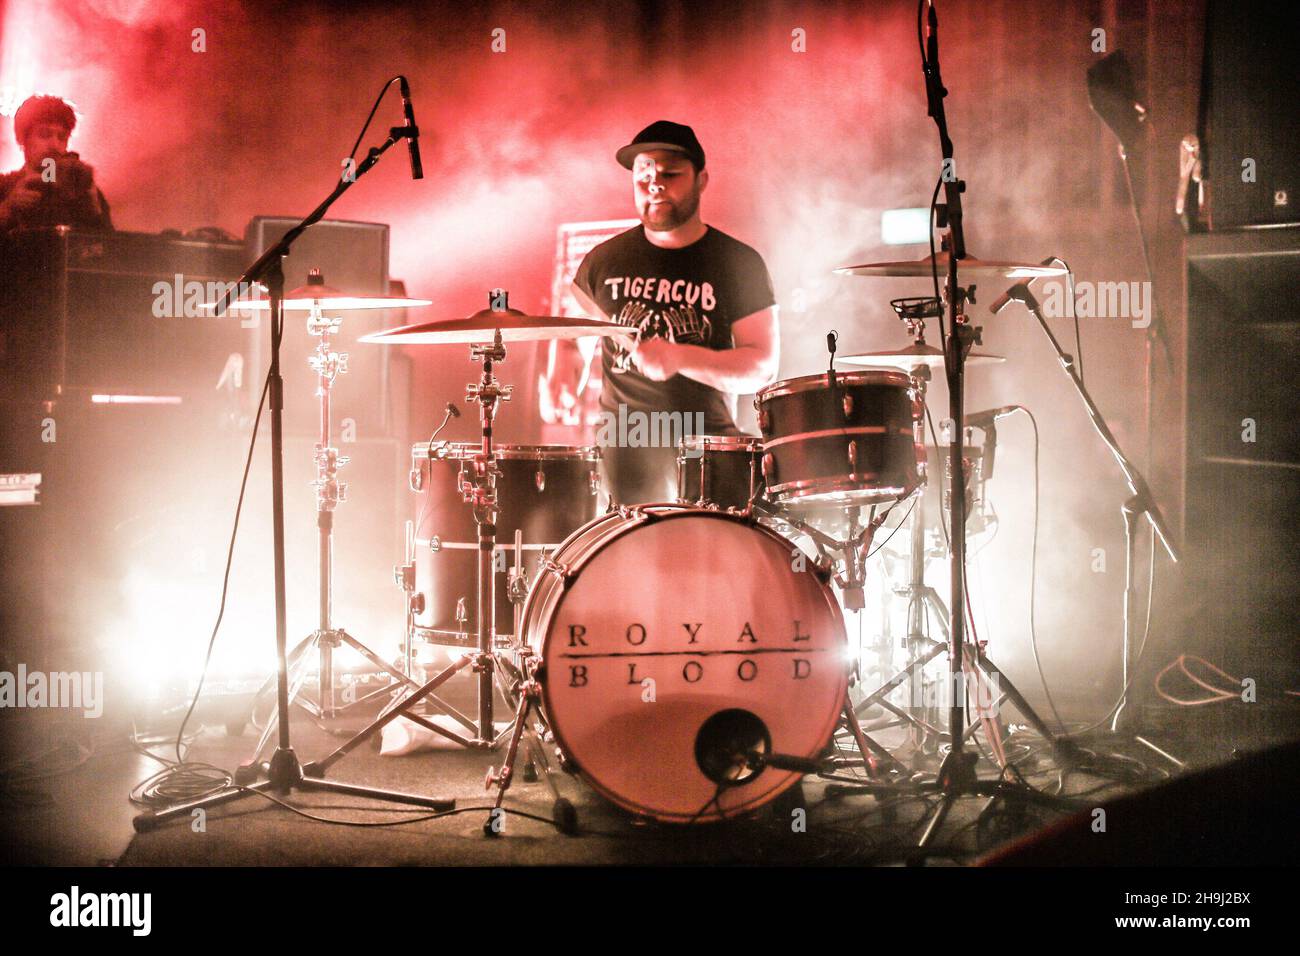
<box><xmin>847</xmin><ymin>439</ymin><xmax>858</xmax><ymax>473</ymax></box>
<box><xmin>428</xmin><ymin>535</ymin><xmax>441</xmax><ymax>553</ymax></box>
<box><xmin>540</xmin><ymin>553</ymin><xmax>570</xmax><ymax>580</ymax></box>
<box><xmin>535</xmin><ymin>466</ymin><xmax>546</xmax><ymax>492</ymax></box>
<box><xmin>762</xmin><ymin>452</ymin><xmax>774</xmax><ymax>480</ymax></box>
<box><xmin>589</xmin><ymin>469</ymin><xmax>600</xmax><ymax>496</ymax></box>
<box><xmin>757</xmin><ymin>407</ymin><xmax>770</xmax><ymax>432</ymax></box>
<box><xmin>842</xmin><ymin>394</ymin><xmax>854</xmax><ymax>418</ymax></box>
<box><xmin>408</xmin><ymin>466</ymin><xmax>424</xmax><ymax>493</ymax></box>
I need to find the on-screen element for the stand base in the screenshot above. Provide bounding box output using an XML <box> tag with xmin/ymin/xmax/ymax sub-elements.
<box><xmin>132</xmin><ymin>745</ymin><xmax>455</xmax><ymax>833</ymax></box>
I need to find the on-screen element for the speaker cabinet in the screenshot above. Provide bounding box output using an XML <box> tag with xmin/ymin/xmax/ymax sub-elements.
<box><xmin>1198</xmin><ymin>2</ymin><xmax>1300</xmax><ymax>229</ymax></box>
<box><xmin>1183</xmin><ymin>229</ymin><xmax>1300</xmax><ymax>679</ymax></box>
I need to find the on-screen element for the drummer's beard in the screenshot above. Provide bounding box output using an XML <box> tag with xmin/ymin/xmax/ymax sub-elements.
<box><xmin>640</xmin><ymin>187</ymin><xmax>700</xmax><ymax>231</ymax></box>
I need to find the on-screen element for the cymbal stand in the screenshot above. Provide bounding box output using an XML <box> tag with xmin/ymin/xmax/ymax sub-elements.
<box><xmin>250</xmin><ymin>290</ymin><xmax>423</xmax><ymax>760</ymax></box>
<box><xmin>303</xmin><ymin>313</ymin><xmax>518</xmax><ymax>763</ymax></box>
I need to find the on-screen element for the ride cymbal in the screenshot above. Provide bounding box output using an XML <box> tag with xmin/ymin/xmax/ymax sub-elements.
<box><xmin>834</xmin><ymin>251</ymin><xmax>1066</xmax><ymax>279</ymax></box>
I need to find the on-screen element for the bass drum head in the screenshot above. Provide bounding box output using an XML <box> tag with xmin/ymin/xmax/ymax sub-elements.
<box><xmin>526</xmin><ymin>505</ymin><xmax>848</xmax><ymax>823</ymax></box>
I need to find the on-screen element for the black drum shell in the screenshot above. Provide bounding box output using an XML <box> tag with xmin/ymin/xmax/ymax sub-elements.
<box><xmin>755</xmin><ymin>371</ymin><xmax>919</xmax><ymax>505</ymax></box>
<box><xmin>409</xmin><ymin>443</ymin><xmax>600</xmax><ymax>638</ymax></box>
<box><xmin>676</xmin><ymin>436</ymin><xmax>764</xmax><ymax>512</ymax></box>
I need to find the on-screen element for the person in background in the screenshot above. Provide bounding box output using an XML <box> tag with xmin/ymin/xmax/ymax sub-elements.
<box><xmin>0</xmin><ymin>94</ymin><xmax>113</xmax><ymax>233</ymax></box>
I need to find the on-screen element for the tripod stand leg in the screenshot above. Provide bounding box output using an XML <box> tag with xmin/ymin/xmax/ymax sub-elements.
<box><xmin>970</xmin><ymin>646</ymin><xmax>1072</xmax><ymax>761</ymax></box>
<box><xmin>251</xmin><ymin>633</ymin><xmax>322</xmax><ymax>762</ymax></box>
<box><xmin>842</xmin><ymin>696</ymin><xmax>908</xmax><ymax>776</ymax></box>
<box><xmin>483</xmin><ymin>684</ymin><xmax>534</xmax><ymax>836</ymax></box>
<box><xmin>337</xmin><ymin>630</ymin><xmax>422</xmax><ymax>699</ymax></box>
<box><xmin>308</xmin><ymin>653</ymin><xmax>478</xmax><ymax>773</ymax></box>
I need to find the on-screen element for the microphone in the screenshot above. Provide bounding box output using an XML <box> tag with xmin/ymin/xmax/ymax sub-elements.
<box><xmin>1086</xmin><ymin>51</ymin><xmax>1148</xmax><ymax>153</ymax></box>
<box><xmin>964</xmin><ymin>405</ymin><xmax>1021</xmax><ymax>429</ymax></box>
<box><xmin>398</xmin><ymin>76</ymin><xmax>424</xmax><ymax>180</ymax></box>
<box><xmin>446</xmin><ymin>401</ymin><xmax>461</xmax><ymax>418</ymax></box>
<box><xmin>988</xmin><ymin>258</ymin><xmax>1056</xmax><ymax>315</ymax></box>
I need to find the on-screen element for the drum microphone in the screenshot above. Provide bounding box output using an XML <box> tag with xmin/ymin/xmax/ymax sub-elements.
<box><xmin>695</xmin><ymin>709</ymin><xmax>822</xmax><ymax>786</ymax></box>
<box><xmin>988</xmin><ymin>258</ymin><xmax>1056</xmax><ymax>315</ymax></box>
<box><xmin>446</xmin><ymin>401</ymin><xmax>461</xmax><ymax>418</ymax></box>
<box><xmin>397</xmin><ymin>76</ymin><xmax>424</xmax><ymax>180</ymax></box>
<box><xmin>964</xmin><ymin>405</ymin><xmax>1021</xmax><ymax>429</ymax></box>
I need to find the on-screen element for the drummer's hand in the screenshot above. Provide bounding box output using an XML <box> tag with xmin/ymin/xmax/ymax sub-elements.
<box><xmin>630</xmin><ymin>337</ymin><xmax>683</xmax><ymax>381</ymax></box>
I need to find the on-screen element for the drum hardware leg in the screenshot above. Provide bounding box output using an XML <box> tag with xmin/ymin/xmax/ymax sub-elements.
<box><xmin>305</xmin><ymin>652</ymin><xmax>482</xmax><ymax>773</ymax></box>
<box><xmin>483</xmin><ymin>661</ymin><xmax>576</xmax><ymax>837</ymax></box>
<box><xmin>840</xmin><ymin>694</ymin><xmax>909</xmax><ymax>778</ymax></box>
<box><xmin>462</xmin><ymin>325</ymin><xmax>514</xmax><ymax>748</ymax></box>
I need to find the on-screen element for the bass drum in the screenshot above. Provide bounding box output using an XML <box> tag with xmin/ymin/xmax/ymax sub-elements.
<box><xmin>522</xmin><ymin>505</ymin><xmax>848</xmax><ymax>823</ymax></box>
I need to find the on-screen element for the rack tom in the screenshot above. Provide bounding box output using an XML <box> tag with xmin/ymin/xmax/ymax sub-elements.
<box><xmin>676</xmin><ymin>435</ymin><xmax>764</xmax><ymax>513</ymax></box>
<box><xmin>755</xmin><ymin>370</ymin><xmax>922</xmax><ymax>507</ymax></box>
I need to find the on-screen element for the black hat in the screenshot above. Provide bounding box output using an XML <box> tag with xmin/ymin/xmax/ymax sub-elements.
<box><xmin>616</xmin><ymin>120</ymin><xmax>705</xmax><ymax>170</ymax></box>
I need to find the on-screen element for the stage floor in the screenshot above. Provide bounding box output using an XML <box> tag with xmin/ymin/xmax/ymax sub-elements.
<box><xmin>2</xmin><ymin>679</ymin><xmax>1294</xmax><ymax>867</ymax></box>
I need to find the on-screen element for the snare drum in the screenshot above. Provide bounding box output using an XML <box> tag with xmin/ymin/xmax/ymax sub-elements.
<box><xmin>755</xmin><ymin>370</ymin><xmax>922</xmax><ymax>507</ymax></box>
<box><xmin>409</xmin><ymin>443</ymin><xmax>600</xmax><ymax>643</ymax></box>
<box><xmin>676</xmin><ymin>435</ymin><xmax>764</xmax><ymax>513</ymax></box>
<box><xmin>521</xmin><ymin>504</ymin><xmax>848</xmax><ymax>823</ymax></box>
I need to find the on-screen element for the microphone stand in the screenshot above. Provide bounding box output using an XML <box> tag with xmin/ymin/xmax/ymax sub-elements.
<box><xmin>1004</xmin><ymin>285</ymin><xmax>1179</xmax><ymax>741</ymax></box>
<box><xmin>133</xmin><ymin>116</ymin><xmax>453</xmax><ymax>832</ymax></box>
<box><xmin>916</xmin><ymin>0</ymin><xmax>983</xmax><ymax>850</ymax></box>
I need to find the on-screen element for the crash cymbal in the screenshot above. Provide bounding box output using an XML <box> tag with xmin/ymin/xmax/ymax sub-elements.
<box><xmin>839</xmin><ymin>341</ymin><xmax>1005</xmax><ymax>369</ymax></box>
<box><xmin>834</xmin><ymin>251</ymin><xmax>1066</xmax><ymax>279</ymax></box>
<box><xmin>359</xmin><ymin>307</ymin><xmax>639</xmax><ymax>344</ymax></box>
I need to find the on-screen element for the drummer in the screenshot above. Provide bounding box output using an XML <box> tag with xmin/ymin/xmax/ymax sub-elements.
<box><xmin>565</xmin><ymin>121</ymin><xmax>779</xmax><ymax>504</ymax></box>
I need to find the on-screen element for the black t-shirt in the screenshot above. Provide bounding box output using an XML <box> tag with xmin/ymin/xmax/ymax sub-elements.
<box><xmin>573</xmin><ymin>224</ymin><xmax>775</xmax><ymax>432</ymax></box>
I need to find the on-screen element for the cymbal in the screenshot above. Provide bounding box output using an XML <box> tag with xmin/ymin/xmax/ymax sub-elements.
<box><xmin>839</xmin><ymin>341</ymin><xmax>1005</xmax><ymax>369</ymax></box>
<box><xmin>359</xmin><ymin>307</ymin><xmax>639</xmax><ymax>344</ymax></box>
<box><xmin>834</xmin><ymin>251</ymin><xmax>1066</xmax><ymax>279</ymax></box>
<box><xmin>225</xmin><ymin>283</ymin><xmax>433</xmax><ymax>312</ymax></box>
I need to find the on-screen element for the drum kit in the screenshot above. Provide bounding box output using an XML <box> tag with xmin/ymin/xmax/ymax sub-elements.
<box><xmin>182</xmin><ymin>233</ymin><xmax>1068</xmax><ymax>836</ymax></box>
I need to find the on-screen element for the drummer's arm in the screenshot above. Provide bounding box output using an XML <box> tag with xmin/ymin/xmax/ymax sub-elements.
<box><xmin>663</xmin><ymin>307</ymin><xmax>780</xmax><ymax>394</ymax></box>
<box><xmin>538</xmin><ymin>283</ymin><xmax>603</xmax><ymax>423</ymax></box>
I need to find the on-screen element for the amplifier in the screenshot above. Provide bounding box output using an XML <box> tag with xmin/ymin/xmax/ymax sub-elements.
<box><xmin>0</xmin><ymin>228</ymin><xmax>252</xmax><ymax>416</ymax></box>
<box><xmin>244</xmin><ymin>218</ymin><xmax>401</xmax><ymax>439</ymax></box>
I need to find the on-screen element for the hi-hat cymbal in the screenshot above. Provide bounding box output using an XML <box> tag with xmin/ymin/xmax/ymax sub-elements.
<box><xmin>839</xmin><ymin>341</ymin><xmax>1005</xmax><ymax>369</ymax></box>
<box><xmin>834</xmin><ymin>251</ymin><xmax>1066</xmax><ymax>279</ymax></box>
<box><xmin>359</xmin><ymin>307</ymin><xmax>639</xmax><ymax>344</ymax></box>
<box><xmin>224</xmin><ymin>284</ymin><xmax>434</xmax><ymax>312</ymax></box>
